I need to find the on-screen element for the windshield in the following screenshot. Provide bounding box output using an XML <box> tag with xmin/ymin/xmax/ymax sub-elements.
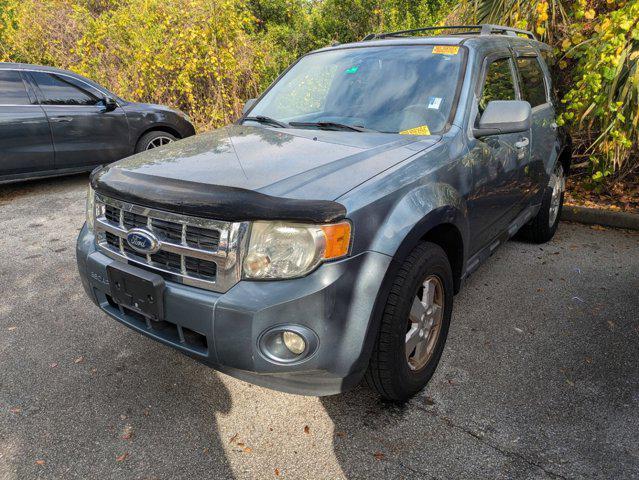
<box><xmin>247</xmin><ymin>45</ymin><xmax>465</xmax><ymax>134</ymax></box>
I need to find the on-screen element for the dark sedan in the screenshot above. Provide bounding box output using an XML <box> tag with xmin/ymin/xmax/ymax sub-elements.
<box><xmin>0</xmin><ymin>63</ymin><xmax>195</xmax><ymax>184</ymax></box>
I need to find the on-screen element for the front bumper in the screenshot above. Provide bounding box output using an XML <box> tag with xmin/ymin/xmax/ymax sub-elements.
<box><xmin>76</xmin><ymin>224</ymin><xmax>391</xmax><ymax>396</ymax></box>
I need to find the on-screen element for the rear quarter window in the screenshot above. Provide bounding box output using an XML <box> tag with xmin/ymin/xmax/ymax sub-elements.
<box><xmin>516</xmin><ymin>57</ymin><xmax>548</xmax><ymax>107</ymax></box>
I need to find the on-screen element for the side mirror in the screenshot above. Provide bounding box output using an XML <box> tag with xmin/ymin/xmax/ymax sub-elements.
<box><xmin>242</xmin><ymin>98</ymin><xmax>256</xmax><ymax>115</ymax></box>
<box><xmin>102</xmin><ymin>96</ymin><xmax>118</xmax><ymax>112</ymax></box>
<box><xmin>473</xmin><ymin>100</ymin><xmax>531</xmax><ymax>138</ymax></box>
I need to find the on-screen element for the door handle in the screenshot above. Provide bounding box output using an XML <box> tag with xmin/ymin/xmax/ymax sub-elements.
<box><xmin>515</xmin><ymin>137</ymin><xmax>530</xmax><ymax>149</ymax></box>
<box><xmin>50</xmin><ymin>116</ymin><xmax>73</xmax><ymax>123</ymax></box>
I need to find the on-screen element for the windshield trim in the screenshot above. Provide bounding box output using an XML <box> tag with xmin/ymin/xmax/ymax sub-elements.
<box><xmin>239</xmin><ymin>44</ymin><xmax>469</xmax><ymax>135</ymax></box>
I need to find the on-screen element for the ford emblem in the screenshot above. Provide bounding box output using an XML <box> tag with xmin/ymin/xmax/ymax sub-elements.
<box><xmin>126</xmin><ymin>228</ymin><xmax>160</xmax><ymax>254</ymax></box>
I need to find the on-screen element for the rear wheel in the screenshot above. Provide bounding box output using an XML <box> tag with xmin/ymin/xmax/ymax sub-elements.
<box><xmin>365</xmin><ymin>242</ymin><xmax>453</xmax><ymax>403</ymax></box>
<box><xmin>519</xmin><ymin>162</ymin><xmax>565</xmax><ymax>243</ymax></box>
<box><xmin>135</xmin><ymin>131</ymin><xmax>177</xmax><ymax>153</ymax></box>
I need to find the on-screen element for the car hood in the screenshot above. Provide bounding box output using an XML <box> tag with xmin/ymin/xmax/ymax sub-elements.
<box><xmin>97</xmin><ymin>125</ymin><xmax>440</xmax><ymax>201</ymax></box>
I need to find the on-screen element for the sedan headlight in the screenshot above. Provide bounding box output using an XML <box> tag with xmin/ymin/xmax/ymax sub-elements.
<box><xmin>243</xmin><ymin>221</ymin><xmax>352</xmax><ymax>279</ymax></box>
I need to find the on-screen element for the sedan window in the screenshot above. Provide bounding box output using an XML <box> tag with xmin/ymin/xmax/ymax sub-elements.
<box><xmin>31</xmin><ymin>72</ymin><xmax>100</xmax><ymax>106</ymax></box>
<box><xmin>0</xmin><ymin>71</ymin><xmax>31</xmax><ymax>105</ymax></box>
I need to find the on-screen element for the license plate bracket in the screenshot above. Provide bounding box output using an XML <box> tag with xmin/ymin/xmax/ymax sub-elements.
<box><xmin>106</xmin><ymin>262</ymin><xmax>165</xmax><ymax>320</ymax></box>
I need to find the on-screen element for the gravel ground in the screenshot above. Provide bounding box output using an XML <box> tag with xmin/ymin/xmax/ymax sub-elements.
<box><xmin>1</xmin><ymin>174</ymin><xmax>638</xmax><ymax>480</ymax></box>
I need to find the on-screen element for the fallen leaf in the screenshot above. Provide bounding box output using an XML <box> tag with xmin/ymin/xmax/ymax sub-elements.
<box><xmin>373</xmin><ymin>451</ymin><xmax>384</xmax><ymax>461</ymax></box>
<box><xmin>119</xmin><ymin>414</ymin><xmax>127</xmax><ymax>421</ymax></box>
<box><xmin>424</xmin><ymin>397</ymin><xmax>435</xmax><ymax>406</ymax></box>
<box><xmin>143</xmin><ymin>408</ymin><xmax>150</xmax><ymax>417</ymax></box>
<box><xmin>121</xmin><ymin>424</ymin><xmax>134</xmax><ymax>440</ymax></box>
<box><xmin>116</xmin><ymin>452</ymin><xmax>129</xmax><ymax>462</ymax></box>
<box><xmin>303</xmin><ymin>425</ymin><xmax>310</xmax><ymax>434</ymax></box>
<box><xmin>335</xmin><ymin>431</ymin><xmax>346</xmax><ymax>438</ymax></box>
<box><xmin>229</xmin><ymin>433</ymin><xmax>238</xmax><ymax>444</ymax></box>
<box><xmin>243</xmin><ymin>447</ymin><xmax>252</xmax><ymax>453</ymax></box>
<box><xmin>73</xmin><ymin>356</ymin><xmax>85</xmax><ymax>364</ymax></box>
<box><xmin>35</xmin><ymin>459</ymin><xmax>45</xmax><ymax>466</ymax></box>
<box><xmin>9</xmin><ymin>407</ymin><xmax>22</xmax><ymax>414</ymax></box>
<box><xmin>565</xmin><ymin>379</ymin><xmax>575</xmax><ymax>386</ymax></box>
<box><xmin>7</xmin><ymin>326</ymin><xmax>17</xmax><ymax>331</ymax></box>
<box><xmin>585</xmin><ymin>356</ymin><xmax>593</xmax><ymax>364</ymax></box>
<box><xmin>514</xmin><ymin>327</ymin><xmax>523</xmax><ymax>334</ymax></box>
<box><xmin>237</xmin><ymin>442</ymin><xmax>245</xmax><ymax>448</ymax></box>
<box><xmin>49</xmin><ymin>363</ymin><xmax>58</xmax><ymax>368</ymax></box>
<box><xmin>275</xmin><ymin>468</ymin><xmax>280</xmax><ymax>476</ymax></box>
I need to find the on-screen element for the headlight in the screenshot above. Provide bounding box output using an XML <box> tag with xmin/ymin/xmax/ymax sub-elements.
<box><xmin>86</xmin><ymin>185</ymin><xmax>104</xmax><ymax>232</ymax></box>
<box><xmin>243</xmin><ymin>220</ymin><xmax>352</xmax><ymax>279</ymax></box>
<box><xmin>86</xmin><ymin>185</ymin><xmax>96</xmax><ymax>231</ymax></box>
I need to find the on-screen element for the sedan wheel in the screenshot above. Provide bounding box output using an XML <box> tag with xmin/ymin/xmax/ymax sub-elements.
<box><xmin>146</xmin><ymin>136</ymin><xmax>174</xmax><ymax>150</ymax></box>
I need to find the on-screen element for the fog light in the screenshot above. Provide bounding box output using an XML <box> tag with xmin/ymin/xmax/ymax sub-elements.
<box><xmin>282</xmin><ymin>331</ymin><xmax>306</xmax><ymax>355</ymax></box>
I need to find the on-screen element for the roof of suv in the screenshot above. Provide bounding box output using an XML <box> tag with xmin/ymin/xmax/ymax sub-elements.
<box><xmin>315</xmin><ymin>24</ymin><xmax>550</xmax><ymax>53</ymax></box>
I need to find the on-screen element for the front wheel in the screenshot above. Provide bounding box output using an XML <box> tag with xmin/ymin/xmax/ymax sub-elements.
<box><xmin>135</xmin><ymin>131</ymin><xmax>177</xmax><ymax>153</ymax></box>
<box><xmin>365</xmin><ymin>242</ymin><xmax>453</xmax><ymax>403</ymax></box>
<box><xmin>519</xmin><ymin>162</ymin><xmax>565</xmax><ymax>243</ymax></box>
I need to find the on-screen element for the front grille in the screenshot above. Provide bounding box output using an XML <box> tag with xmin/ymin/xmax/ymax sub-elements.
<box><xmin>94</xmin><ymin>195</ymin><xmax>248</xmax><ymax>292</ymax></box>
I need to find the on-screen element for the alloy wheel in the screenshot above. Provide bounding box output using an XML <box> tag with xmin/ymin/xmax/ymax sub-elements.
<box><xmin>548</xmin><ymin>163</ymin><xmax>565</xmax><ymax>227</ymax></box>
<box><xmin>405</xmin><ymin>275</ymin><xmax>444</xmax><ymax>371</ymax></box>
<box><xmin>146</xmin><ymin>136</ymin><xmax>174</xmax><ymax>150</ymax></box>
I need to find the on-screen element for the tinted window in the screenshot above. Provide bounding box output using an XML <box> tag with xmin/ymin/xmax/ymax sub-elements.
<box><xmin>480</xmin><ymin>58</ymin><xmax>516</xmax><ymax>112</ymax></box>
<box><xmin>0</xmin><ymin>71</ymin><xmax>31</xmax><ymax>105</ymax></box>
<box><xmin>31</xmin><ymin>72</ymin><xmax>99</xmax><ymax>106</ymax></box>
<box><xmin>516</xmin><ymin>57</ymin><xmax>547</xmax><ymax>107</ymax></box>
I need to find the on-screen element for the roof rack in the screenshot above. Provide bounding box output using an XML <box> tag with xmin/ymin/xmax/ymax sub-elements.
<box><xmin>362</xmin><ymin>24</ymin><xmax>537</xmax><ymax>41</ymax></box>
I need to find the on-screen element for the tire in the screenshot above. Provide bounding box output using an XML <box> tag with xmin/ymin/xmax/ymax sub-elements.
<box><xmin>365</xmin><ymin>242</ymin><xmax>453</xmax><ymax>403</ymax></box>
<box><xmin>135</xmin><ymin>131</ymin><xmax>177</xmax><ymax>153</ymax></box>
<box><xmin>519</xmin><ymin>162</ymin><xmax>565</xmax><ymax>244</ymax></box>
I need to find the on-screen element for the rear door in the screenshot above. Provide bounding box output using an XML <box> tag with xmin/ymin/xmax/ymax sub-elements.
<box><xmin>28</xmin><ymin>71</ymin><xmax>130</xmax><ymax>169</ymax></box>
<box><xmin>466</xmin><ymin>54</ymin><xmax>530</xmax><ymax>251</ymax></box>
<box><xmin>513</xmin><ymin>50</ymin><xmax>557</xmax><ymax>204</ymax></box>
<box><xmin>0</xmin><ymin>70</ymin><xmax>54</xmax><ymax>176</ymax></box>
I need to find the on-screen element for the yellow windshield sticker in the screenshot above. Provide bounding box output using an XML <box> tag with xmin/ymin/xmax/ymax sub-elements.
<box><xmin>400</xmin><ymin>125</ymin><xmax>431</xmax><ymax>136</ymax></box>
<box><xmin>432</xmin><ymin>45</ymin><xmax>459</xmax><ymax>55</ymax></box>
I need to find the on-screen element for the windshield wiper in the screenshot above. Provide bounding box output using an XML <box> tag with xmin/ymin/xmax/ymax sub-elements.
<box><xmin>242</xmin><ymin>115</ymin><xmax>289</xmax><ymax>128</ymax></box>
<box><xmin>288</xmin><ymin>121</ymin><xmax>372</xmax><ymax>132</ymax></box>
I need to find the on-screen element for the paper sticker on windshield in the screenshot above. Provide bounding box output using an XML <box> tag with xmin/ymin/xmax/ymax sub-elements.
<box><xmin>345</xmin><ymin>66</ymin><xmax>359</xmax><ymax>74</ymax></box>
<box><xmin>400</xmin><ymin>125</ymin><xmax>431</xmax><ymax>136</ymax></box>
<box><xmin>432</xmin><ymin>45</ymin><xmax>459</xmax><ymax>55</ymax></box>
<box><xmin>427</xmin><ymin>96</ymin><xmax>443</xmax><ymax>110</ymax></box>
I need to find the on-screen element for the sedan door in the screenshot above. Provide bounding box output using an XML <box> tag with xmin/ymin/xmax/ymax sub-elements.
<box><xmin>28</xmin><ymin>71</ymin><xmax>131</xmax><ymax>169</ymax></box>
<box><xmin>466</xmin><ymin>54</ymin><xmax>531</xmax><ymax>252</ymax></box>
<box><xmin>0</xmin><ymin>70</ymin><xmax>54</xmax><ymax>177</ymax></box>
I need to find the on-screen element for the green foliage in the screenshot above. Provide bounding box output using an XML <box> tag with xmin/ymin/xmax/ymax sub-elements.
<box><xmin>456</xmin><ymin>0</ymin><xmax>639</xmax><ymax>179</ymax></box>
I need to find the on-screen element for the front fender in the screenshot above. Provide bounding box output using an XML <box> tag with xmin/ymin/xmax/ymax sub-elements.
<box><xmin>368</xmin><ymin>182</ymin><xmax>469</xmax><ymax>263</ymax></box>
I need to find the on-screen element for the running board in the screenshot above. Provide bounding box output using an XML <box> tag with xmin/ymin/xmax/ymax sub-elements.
<box><xmin>463</xmin><ymin>204</ymin><xmax>540</xmax><ymax>279</ymax></box>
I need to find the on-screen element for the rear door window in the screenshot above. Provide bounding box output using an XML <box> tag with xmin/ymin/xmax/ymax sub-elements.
<box><xmin>479</xmin><ymin>57</ymin><xmax>517</xmax><ymax>112</ymax></box>
<box><xmin>516</xmin><ymin>57</ymin><xmax>547</xmax><ymax>107</ymax></box>
<box><xmin>31</xmin><ymin>72</ymin><xmax>100</xmax><ymax>106</ymax></box>
<box><xmin>0</xmin><ymin>70</ymin><xmax>31</xmax><ymax>105</ymax></box>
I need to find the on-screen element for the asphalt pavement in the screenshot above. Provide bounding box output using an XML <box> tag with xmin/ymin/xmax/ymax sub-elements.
<box><xmin>1</xmin><ymin>174</ymin><xmax>638</xmax><ymax>479</ymax></box>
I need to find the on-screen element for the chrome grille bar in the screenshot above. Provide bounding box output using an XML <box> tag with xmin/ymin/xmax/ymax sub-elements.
<box><xmin>94</xmin><ymin>194</ymin><xmax>249</xmax><ymax>293</ymax></box>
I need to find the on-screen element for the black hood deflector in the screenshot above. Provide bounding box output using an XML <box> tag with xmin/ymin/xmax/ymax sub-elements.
<box><xmin>91</xmin><ymin>168</ymin><xmax>346</xmax><ymax>223</ymax></box>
